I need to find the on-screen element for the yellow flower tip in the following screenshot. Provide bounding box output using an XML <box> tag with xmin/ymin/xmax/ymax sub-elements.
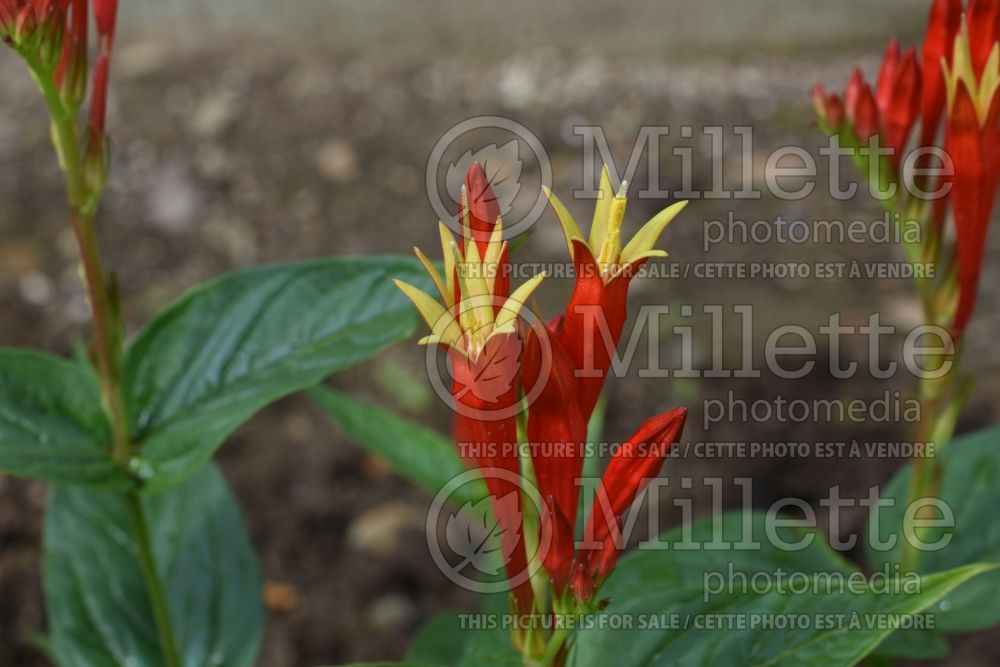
<box><xmin>493</xmin><ymin>271</ymin><xmax>547</xmax><ymax>333</ymax></box>
<box><xmin>589</xmin><ymin>166</ymin><xmax>615</xmax><ymax>250</ymax></box>
<box><xmin>617</xmin><ymin>179</ymin><xmax>629</xmax><ymax>198</ymax></box>
<box><xmin>543</xmin><ymin>185</ymin><xmax>585</xmax><ymax>256</ymax></box>
<box><xmin>394</xmin><ymin>279</ymin><xmax>462</xmax><ymax>347</ymax></box>
<box><xmin>413</xmin><ymin>246</ymin><xmax>451</xmax><ymax>307</ymax></box>
<box><xmin>620</xmin><ymin>199</ymin><xmax>687</xmax><ymax>266</ymax></box>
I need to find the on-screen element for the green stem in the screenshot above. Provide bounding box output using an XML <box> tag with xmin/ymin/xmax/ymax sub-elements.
<box><xmin>536</xmin><ymin>625</ymin><xmax>571</xmax><ymax>667</ymax></box>
<box><xmin>126</xmin><ymin>493</ymin><xmax>183</xmax><ymax>667</ymax></box>
<box><xmin>900</xmin><ymin>348</ymin><xmax>967</xmax><ymax>572</ymax></box>
<box><xmin>878</xmin><ymin>192</ymin><xmax>962</xmax><ymax>572</ymax></box>
<box><xmin>22</xmin><ymin>43</ymin><xmax>182</xmax><ymax>666</ymax></box>
<box><xmin>22</xmin><ymin>46</ymin><xmax>130</xmax><ymax>463</ymax></box>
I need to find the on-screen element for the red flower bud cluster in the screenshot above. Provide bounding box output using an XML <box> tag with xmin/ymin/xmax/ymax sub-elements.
<box><xmin>814</xmin><ymin>0</ymin><xmax>1000</xmax><ymax>336</ymax></box>
<box><xmin>1</xmin><ymin>0</ymin><xmax>118</xmax><ymax>175</ymax></box>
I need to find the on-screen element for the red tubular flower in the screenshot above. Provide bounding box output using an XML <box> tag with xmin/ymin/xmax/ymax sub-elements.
<box><xmin>88</xmin><ymin>54</ymin><xmax>109</xmax><ymax>135</ymax></box>
<box><xmin>582</xmin><ymin>408</ymin><xmax>688</xmax><ymax>554</ymax></box>
<box><xmin>524</xmin><ymin>323</ymin><xmax>587</xmax><ymax>591</ymax></box>
<box><xmin>54</xmin><ymin>0</ymin><xmax>86</xmax><ymax>106</ymax></box>
<box><xmin>812</xmin><ymin>83</ymin><xmax>846</xmax><ymax>132</ymax></box>
<box><xmin>968</xmin><ymin>0</ymin><xmax>1000</xmax><ymax>75</ymax></box>
<box><xmin>532</xmin><ymin>404</ymin><xmax>688</xmax><ymax>601</ymax></box>
<box><xmin>86</xmin><ymin>0</ymin><xmax>116</xmax><ymax>163</ymax></box>
<box><xmin>845</xmin><ymin>68</ymin><xmax>882</xmax><ymax>142</ymax></box>
<box><xmin>395</xmin><ymin>164</ymin><xmax>547</xmax><ymax>614</ymax></box>
<box><xmin>876</xmin><ymin>39</ymin><xmax>922</xmax><ymax>166</ymax></box>
<box><xmin>459</xmin><ymin>162</ymin><xmax>510</xmax><ymax>304</ymax></box>
<box><xmin>450</xmin><ymin>355</ymin><xmax>533</xmax><ymax>612</ymax></box>
<box><xmin>544</xmin><ymin>166</ymin><xmax>686</xmax><ymax>423</ymax></box>
<box><xmin>942</xmin><ymin>19</ymin><xmax>1000</xmax><ymax>334</ymax></box>
<box><xmin>92</xmin><ymin>0</ymin><xmax>114</xmax><ymax>49</ymax></box>
<box><xmin>553</xmin><ymin>240</ymin><xmax>631</xmax><ymax>424</ymax></box>
<box><xmin>571</xmin><ymin>407</ymin><xmax>688</xmax><ymax>598</ymax></box>
<box><xmin>540</xmin><ymin>493</ymin><xmax>576</xmax><ymax>593</ymax></box>
<box><xmin>922</xmin><ymin>0</ymin><xmax>963</xmax><ymax>146</ymax></box>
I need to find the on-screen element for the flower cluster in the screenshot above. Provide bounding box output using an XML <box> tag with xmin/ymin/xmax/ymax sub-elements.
<box><xmin>395</xmin><ymin>162</ymin><xmax>688</xmax><ymax>642</ymax></box>
<box><xmin>813</xmin><ymin>0</ymin><xmax>1000</xmax><ymax>337</ymax></box>
<box><xmin>1</xmin><ymin>0</ymin><xmax>119</xmax><ymax>195</ymax></box>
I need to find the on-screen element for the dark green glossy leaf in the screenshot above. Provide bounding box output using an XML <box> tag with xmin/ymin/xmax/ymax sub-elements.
<box><xmin>571</xmin><ymin>512</ymin><xmax>990</xmax><ymax>667</ymax></box>
<box><xmin>407</xmin><ymin>613</ymin><xmax>469</xmax><ymax>666</ymax></box>
<box><xmin>43</xmin><ymin>463</ymin><xmax>263</xmax><ymax>667</ymax></box>
<box><xmin>125</xmin><ymin>257</ymin><xmax>429</xmax><ymax>491</ymax></box>
<box><xmin>410</xmin><ymin>612</ymin><xmax>519</xmax><ymax>667</ymax></box>
<box><xmin>309</xmin><ymin>386</ymin><xmax>485</xmax><ymax>507</ymax></box>
<box><xmin>871</xmin><ymin>625</ymin><xmax>949</xmax><ymax>660</ymax></box>
<box><xmin>868</xmin><ymin>425</ymin><xmax>1000</xmax><ymax>631</ymax></box>
<box><xmin>573</xmin><ymin>563</ymin><xmax>989</xmax><ymax>667</ymax></box>
<box><xmin>324</xmin><ymin>663</ymin><xmax>437</xmax><ymax>667</ymax></box>
<box><xmin>603</xmin><ymin>511</ymin><xmax>854</xmax><ymax>599</ymax></box>
<box><xmin>0</xmin><ymin>348</ymin><xmax>120</xmax><ymax>486</ymax></box>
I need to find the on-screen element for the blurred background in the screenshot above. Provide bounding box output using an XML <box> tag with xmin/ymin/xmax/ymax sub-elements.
<box><xmin>0</xmin><ymin>0</ymin><xmax>998</xmax><ymax>665</ymax></box>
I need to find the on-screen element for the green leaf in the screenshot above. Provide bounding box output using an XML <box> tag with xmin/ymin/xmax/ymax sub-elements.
<box><xmin>125</xmin><ymin>257</ymin><xmax>429</xmax><ymax>491</ymax></box>
<box><xmin>407</xmin><ymin>613</ymin><xmax>469</xmax><ymax>666</ymax></box>
<box><xmin>309</xmin><ymin>386</ymin><xmax>485</xmax><ymax>507</ymax></box>
<box><xmin>410</xmin><ymin>614</ymin><xmax>519</xmax><ymax>667</ymax></box>
<box><xmin>322</xmin><ymin>663</ymin><xmax>438</xmax><ymax>667</ymax></box>
<box><xmin>573</xmin><ymin>563</ymin><xmax>990</xmax><ymax>667</ymax></box>
<box><xmin>868</xmin><ymin>425</ymin><xmax>1000</xmax><ymax>631</ymax></box>
<box><xmin>604</xmin><ymin>511</ymin><xmax>855</xmax><ymax>598</ymax></box>
<box><xmin>571</xmin><ymin>512</ymin><xmax>992</xmax><ymax>667</ymax></box>
<box><xmin>870</xmin><ymin>626</ymin><xmax>949</xmax><ymax>660</ymax></box>
<box><xmin>0</xmin><ymin>348</ymin><xmax>121</xmax><ymax>487</ymax></box>
<box><xmin>422</xmin><ymin>512</ymin><xmax>986</xmax><ymax>666</ymax></box>
<box><xmin>43</xmin><ymin>462</ymin><xmax>263</xmax><ymax>667</ymax></box>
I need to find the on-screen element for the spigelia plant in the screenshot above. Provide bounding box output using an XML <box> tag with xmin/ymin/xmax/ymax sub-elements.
<box><xmin>2</xmin><ymin>2</ymin><xmax>999</xmax><ymax>666</ymax></box>
<box><xmin>392</xmin><ymin>163</ymin><xmax>689</xmax><ymax>662</ymax></box>
<box><xmin>307</xmin><ymin>162</ymin><xmax>997</xmax><ymax>667</ymax></box>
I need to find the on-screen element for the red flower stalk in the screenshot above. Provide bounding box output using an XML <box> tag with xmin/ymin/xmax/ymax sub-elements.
<box><xmin>942</xmin><ymin>17</ymin><xmax>1000</xmax><ymax>334</ymax></box>
<box><xmin>544</xmin><ymin>166</ymin><xmax>686</xmax><ymax>422</ymax></box>
<box><xmin>395</xmin><ymin>163</ymin><xmax>547</xmax><ymax>614</ymax></box>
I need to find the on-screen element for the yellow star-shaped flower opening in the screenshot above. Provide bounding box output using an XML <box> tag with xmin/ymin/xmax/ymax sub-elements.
<box><xmin>944</xmin><ymin>19</ymin><xmax>1000</xmax><ymax>127</ymax></box>
<box><xmin>394</xmin><ymin>188</ymin><xmax>546</xmax><ymax>360</ymax></box>
<box><xmin>542</xmin><ymin>165</ymin><xmax>687</xmax><ymax>283</ymax></box>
